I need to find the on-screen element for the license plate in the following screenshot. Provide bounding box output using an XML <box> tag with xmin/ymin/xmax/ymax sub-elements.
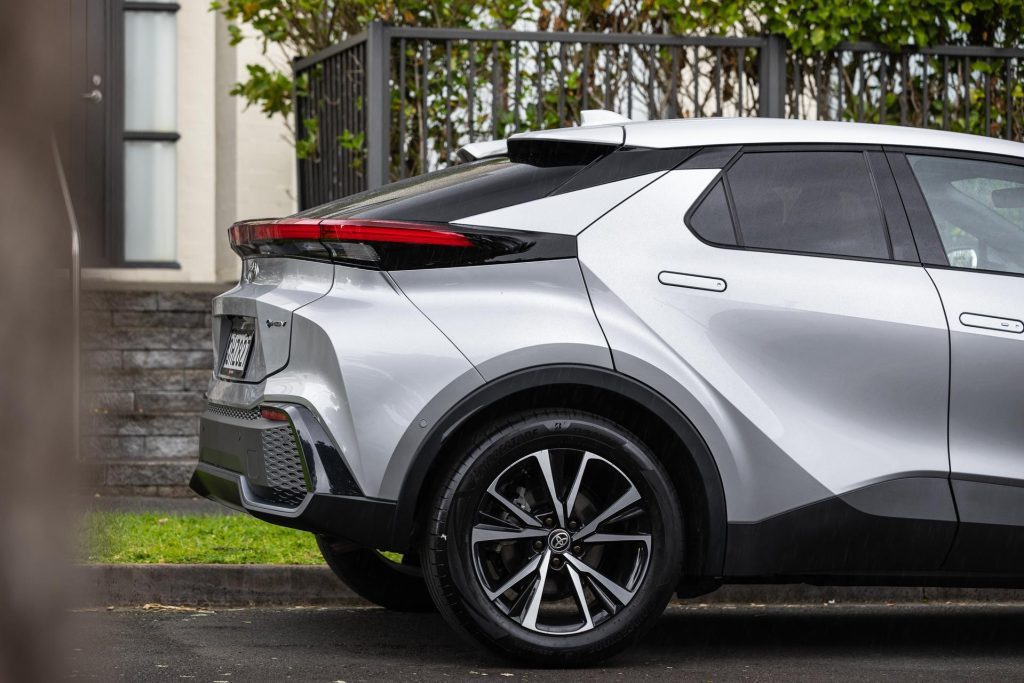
<box><xmin>221</xmin><ymin>329</ymin><xmax>254</xmax><ymax>378</ymax></box>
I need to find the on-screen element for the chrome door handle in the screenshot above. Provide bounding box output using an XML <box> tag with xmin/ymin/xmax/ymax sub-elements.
<box><xmin>81</xmin><ymin>89</ymin><xmax>103</xmax><ymax>103</ymax></box>
<box><xmin>960</xmin><ymin>312</ymin><xmax>1024</xmax><ymax>334</ymax></box>
<box><xmin>658</xmin><ymin>271</ymin><xmax>727</xmax><ymax>292</ymax></box>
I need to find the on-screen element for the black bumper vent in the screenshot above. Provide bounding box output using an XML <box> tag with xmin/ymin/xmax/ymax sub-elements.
<box><xmin>207</xmin><ymin>403</ymin><xmax>260</xmax><ymax>421</ymax></box>
<box><xmin>255</xmin><ymin>426</ymin><xmax>308</xmax><ymax>508</ymax></box>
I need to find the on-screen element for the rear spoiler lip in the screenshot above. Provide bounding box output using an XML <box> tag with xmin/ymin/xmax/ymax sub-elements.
<box><xmin>511</xmin><ymin>123</ymin><xmax>625</xmax><ymax>146</ymax></box>
<box><xmin>456</xmin><ymin>122</ymin><xmax>630</xmax><ymax>164</ymax></box>
<box><xmin>456</xmin><ymin>138</ymin><xmax>508</xmax><ymax>163</ymax></box>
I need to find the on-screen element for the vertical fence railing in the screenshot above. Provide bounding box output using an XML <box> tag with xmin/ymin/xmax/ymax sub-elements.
<box><xmin>295</xmin><ymin>24</ymin><xmax>768</xmax><ymax>206</ymax></box>
<box><xmin>295</xmin><ymin>23</ymin><xmax>1024</xmax><ymax>209</ymax></box>
<box><xmin>293</xmin><ymin>32</ymin><xmax>370</xmax><ymax>210</ymax></box>
<box><xmin>786</xmin><ymin>43</ymin><xmax>1024</xmax><ymax>141</ymax></box>
<box><xmin>382</xmin><ymin>28</ymin><xmax>767</xmax><ymax>184</ymax></box>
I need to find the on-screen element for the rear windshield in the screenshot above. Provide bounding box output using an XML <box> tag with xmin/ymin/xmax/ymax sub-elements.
<box><xmin>297</xmin><ymin>158</ymin><xmax>587</xmax><ymax>223</ymax></box>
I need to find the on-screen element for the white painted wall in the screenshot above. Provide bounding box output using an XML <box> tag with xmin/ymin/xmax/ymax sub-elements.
<box><xmin>85</xmin><ymin>5</ymin><xmax>296</xmax><ymax>285</ymax></box>
<box><xmin>215</xmin><ymin>19</ymin><xmax>297</xmax><ymax>283</ymax></box>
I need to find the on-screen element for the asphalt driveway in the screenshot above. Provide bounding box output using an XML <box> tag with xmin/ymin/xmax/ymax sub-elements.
<box><xmin>67</xmin><ymin>603</ymin><xmax>1024</xmax><ymax>680</ymax></box>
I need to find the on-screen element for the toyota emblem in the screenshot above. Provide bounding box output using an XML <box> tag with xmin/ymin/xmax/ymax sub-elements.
<box><xmin>548</xmin><ymin>529</ymin><xmax>571</xmax><ymax>553</ymax></box>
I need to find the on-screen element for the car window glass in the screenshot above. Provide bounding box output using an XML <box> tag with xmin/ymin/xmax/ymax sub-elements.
<box><xmin>909</xmin><ymin>155</ymin><xmax>1024</xmax><ymax>275</ymax></box>
<box><xmin>297</xmin><ymin>157</ymin><xmax>587</xmax><ymax>223</ymax></box>
<box><xmin>689</xmin><ymin>180</ymin><xmax>737</xmax><ymax>245</ymax></box>
<box><xmin>726</xmin><ymin>151</ymin><xmax>890</xmax><ymax>259</ymax></box>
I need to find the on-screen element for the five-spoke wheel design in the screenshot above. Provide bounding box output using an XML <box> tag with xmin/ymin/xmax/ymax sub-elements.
<box><xmin>471</xmin><ymin>449</ymin><xmax>652</xmax><ymax>635</ymax></box>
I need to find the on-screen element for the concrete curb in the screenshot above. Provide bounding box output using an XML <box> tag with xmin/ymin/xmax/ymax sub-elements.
<box><xmin>79</xmin><ymin>564</ymin><xmax>1024</xmax><ymax>608</ymax></box>
<box><xmin>80</xmin><ymin>564</ymin><xmax>364</xmax><ymax>607</ymax></box>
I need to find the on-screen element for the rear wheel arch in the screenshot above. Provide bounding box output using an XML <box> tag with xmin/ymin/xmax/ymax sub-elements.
<box><xmin>392</xmin><ymin>364</ymin><xmax>727</xmax><ymax>579</ymax></box>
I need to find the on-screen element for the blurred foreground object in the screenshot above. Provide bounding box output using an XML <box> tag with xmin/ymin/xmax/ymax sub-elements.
<box><xmin>0</xmin><ymin>1</ymin><xmax>76</xmax><ymax>681</ymax></box>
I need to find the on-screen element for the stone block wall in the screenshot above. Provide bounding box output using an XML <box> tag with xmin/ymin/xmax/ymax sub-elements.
<box><xmin>81</xmin><ymin>285</ymin><xmax>227</xmax><ymax>496</ymax></box>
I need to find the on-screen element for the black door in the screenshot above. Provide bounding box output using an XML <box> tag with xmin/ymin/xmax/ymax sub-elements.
<box><xmin>68</xmin><ymin>0</ymin><xmax>111</xmax><ymax>266</ymax></box>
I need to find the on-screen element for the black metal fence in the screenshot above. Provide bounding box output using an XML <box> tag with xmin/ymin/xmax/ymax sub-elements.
<box><xmin>294</xmin><ymin>22</ymin><xmax>1023</xmax><ymax>209</ymax></box>
<box><xmin>786</xmin><ymin>43</ymin><xmax>1024</xmax><ymax>138</ymax></box>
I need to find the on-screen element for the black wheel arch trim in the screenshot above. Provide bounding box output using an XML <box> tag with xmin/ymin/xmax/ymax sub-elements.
<box><xmin>391</xmin><ymin>363</ymin><xmax>728</xmax><ymax>576</ymax></box>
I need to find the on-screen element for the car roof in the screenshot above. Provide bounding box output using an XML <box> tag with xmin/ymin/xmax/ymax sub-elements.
<box><xmin>512</xmin><ymin>117</ymin><xmax>1024</xmax><ymax>160</ymax></box>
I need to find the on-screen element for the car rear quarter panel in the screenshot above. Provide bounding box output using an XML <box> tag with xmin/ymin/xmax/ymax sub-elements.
<box><xmin>262</xmin><ymin>265</ymin><xmax>482</xmax><ymax>498</ymax></box>
<box><xmin>390</xmin><ymin>259</ymin><xmax>613</xmax><ymax>381</ymax></box>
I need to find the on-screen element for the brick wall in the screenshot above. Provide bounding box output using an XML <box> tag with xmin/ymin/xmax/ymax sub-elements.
<box><xmin>81</xmin><ymin>285</ymin><xmax>227</xmax><ymax>496</ymax></box>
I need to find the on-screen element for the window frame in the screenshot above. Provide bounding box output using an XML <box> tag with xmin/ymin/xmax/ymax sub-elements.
<box><xmin>109</xmin><ymin>0</ymin><xmax>181</xmax><ymax>269</ymax></box>
<box><xmin>683</xmin><ymin>143</ymin><xmax>921</xmax><ymax>266</ymax></box>
<box><xmin>887</xmin><ymin>146</ymin><xmax>1024</xmax><ymax>279</ymax></box>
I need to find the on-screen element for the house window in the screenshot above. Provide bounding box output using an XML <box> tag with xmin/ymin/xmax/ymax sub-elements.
<box><xmin>122</xmin><ymin>1</ymin><xmax>179</xmax><ymax>265</ymax></box>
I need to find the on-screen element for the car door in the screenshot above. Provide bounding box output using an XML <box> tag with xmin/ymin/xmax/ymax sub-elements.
<box><xmin>580</xmin><ymin>146</ymin><xmax>957</xmax><ymax>577</ymax></box>
<box><xmin>892</xmin><ymin>150</ymin><xmax>1024</xmax><ymax>574</ymax></box>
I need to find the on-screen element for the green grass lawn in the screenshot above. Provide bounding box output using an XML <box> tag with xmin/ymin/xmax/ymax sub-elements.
<box><xmin>83</xmin><ymin>512</ymin><xmax>326</xmax><ymax>565</ymax></box>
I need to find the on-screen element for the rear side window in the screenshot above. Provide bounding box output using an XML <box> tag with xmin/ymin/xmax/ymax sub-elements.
<box><xmin>724</xmin><ymin>151</ymin><xmax>890</xmax><ymax>260</ymax></box>
<box><xmin>689</xmin><ymin>181</ymin><xmax>737</xmax><ymax>246</ymax></box>
<box><xmin>909</xmin><ymin>155</ymin><xmax>1024</xmax><ymax>275</ymax></box>
<box><xmin>298</xmin><ymin>158</ymin><xmax>587</xmax><ymax>223</ymax></box>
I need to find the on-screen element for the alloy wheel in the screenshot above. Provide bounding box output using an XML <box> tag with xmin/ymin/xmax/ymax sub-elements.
<box><xmin>469</xmin><ymin>449</ymin><xmax>653</xmax><ymax>635</ymax></box>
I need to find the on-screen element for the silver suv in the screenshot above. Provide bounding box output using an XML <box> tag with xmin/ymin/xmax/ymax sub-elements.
<box><xmin>192</xmin><ymin>118</ymin><xmax>1024</xmax><ymax>664</ymax></box>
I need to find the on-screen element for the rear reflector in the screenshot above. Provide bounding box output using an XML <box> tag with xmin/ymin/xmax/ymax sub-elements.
<box><xmin>260</xmin><ymin>405</ymin><xmax>290</xmax><ymax>422</ymax></box>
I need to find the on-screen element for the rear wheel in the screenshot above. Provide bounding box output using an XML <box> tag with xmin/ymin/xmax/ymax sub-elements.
<box><xmin>422</xmin><ymin>410</ymin><xmax>683</xmax><ymax>665</ymax></box>
<box><xmin>317</xmin><ymin>537</ymin><xmax>436</xmax><ymax>612</ymax></box>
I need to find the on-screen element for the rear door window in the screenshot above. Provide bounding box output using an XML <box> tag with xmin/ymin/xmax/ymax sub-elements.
<box><xmin>724</xmin><ymin>151</ymin><xmax>891</xmax><ymax>260</ymax></box>
<box><xmin>908</xmin><ymin>155</ymin><xmax>1024</xmax><ymax>275</ymax></box>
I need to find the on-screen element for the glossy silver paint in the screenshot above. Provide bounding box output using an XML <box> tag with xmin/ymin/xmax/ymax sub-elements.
<box><xmin>203</xmin><ymin>119</ymin><xmax>1024</xmax><ymax>542</ymax></box>
<box><xmin>578</xmin><ymin>169</ymin><xmax>951</xmax><ymax>522</ymax></box>
<box><xmin>391</xmin><ymin>260</ymin><xmax>612</xmax><ymax>380</ymax></box>
<box><xmin>372</xmin><ymin>259</ymin><xmax>613</xmax><ymax>498</ymax></box>
<box><xmin>260</xmin><ymin>265</ymin><xmax>480</xmax><ymax>497</ymax></box>
<box><xmin>213</xmin><ymin>257</ymin><xmax>335</xmax><ymax>383</ymax></box>
<box><xmin>514</xmin><ymin>117</ymin><xmax>1024</xmax><ymax>158</ymax></box>
<box><xmin>926</xmin><ymin>268</ymin><xmax>1024</xmax><ymax>484</ymax></box>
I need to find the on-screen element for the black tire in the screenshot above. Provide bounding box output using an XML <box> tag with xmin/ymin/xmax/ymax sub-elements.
<box><xmin>317</xmin><ymin>537</ymin><xmax>437</xmax><ymax>612</ymax></box>
<box><xmin>422</xmin><ymin>409</ymin><xmax>683</xmax><ymax>666</ymax></box>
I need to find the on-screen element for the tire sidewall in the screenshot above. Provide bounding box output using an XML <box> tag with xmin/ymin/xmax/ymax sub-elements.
<box><xmin>431</xmin><ymin>411</ymin><xmax>683</xmax><ymax>658</ymax></box>
<box><xmin>317</xmin><ymin>539</ymin><xmax>436</xmax><ymax>612</ymax></box>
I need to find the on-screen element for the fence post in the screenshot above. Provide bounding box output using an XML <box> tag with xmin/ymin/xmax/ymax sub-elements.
<box><xmin>365</xmin><ymin>21</ymin><xmax>391</xmax><ymax>189</ymax></box>
<box><xmin>759</xmin><ymin>34</ymin><xmax>788</xmax><ymax>118</ymax></box>
<box><xmin>291</xmin><ymin>64</ymin><xmax>304</xmax><ymax>208</ymax></box>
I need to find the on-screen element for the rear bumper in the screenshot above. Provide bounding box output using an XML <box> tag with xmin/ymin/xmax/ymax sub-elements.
<box><xmin>190</xmin><ymin>402</ymin><xmax>399</xmax><ymax>549</ymax></box>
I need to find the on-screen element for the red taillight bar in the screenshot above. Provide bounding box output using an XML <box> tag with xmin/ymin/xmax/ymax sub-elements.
<box><xmin>229</xmin><ymin>219</ymin><xmax>321</xmax><ymax>246</ymax></box>
<box><xmin>321</xmin><ymin>220</ymin><xmax>473</xmax><ymax>247</ymax></box>
<box><xmin>228</xmin><ymin>219</ymin><xmax>473</xmax><ymax>249</ymax></box>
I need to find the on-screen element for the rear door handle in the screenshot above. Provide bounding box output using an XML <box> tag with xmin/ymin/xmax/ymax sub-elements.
<box><xmin>959</xmin><ymin>312</ymin><xmax>1024</xmax><ymax>334</ymax></box>
<box><xmin>658</xmin><ymin>271</ymin><xmax>727</xmax><ymax>292</ymax></box>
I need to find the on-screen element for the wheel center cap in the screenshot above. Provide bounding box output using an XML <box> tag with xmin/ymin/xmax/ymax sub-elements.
<box><xmin>547</xmin><ymin>528</ymin><xmax>571</xmax><ymax>554</ymax></box>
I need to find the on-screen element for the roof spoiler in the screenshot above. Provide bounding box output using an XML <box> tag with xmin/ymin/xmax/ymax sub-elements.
<box><xmin>579</xmin><ymin>109</ymin><xmax>631</xmax><ymax>126</ymax></box>
<box><xmin>455</xmin><ymin>138</ymin><xmax>509</xmax><ymax>163</ymax></box>
<box><xmin>455</xmin><ymin>109</ymin><xmax>630</xmax><ymax>164</ymax></box>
